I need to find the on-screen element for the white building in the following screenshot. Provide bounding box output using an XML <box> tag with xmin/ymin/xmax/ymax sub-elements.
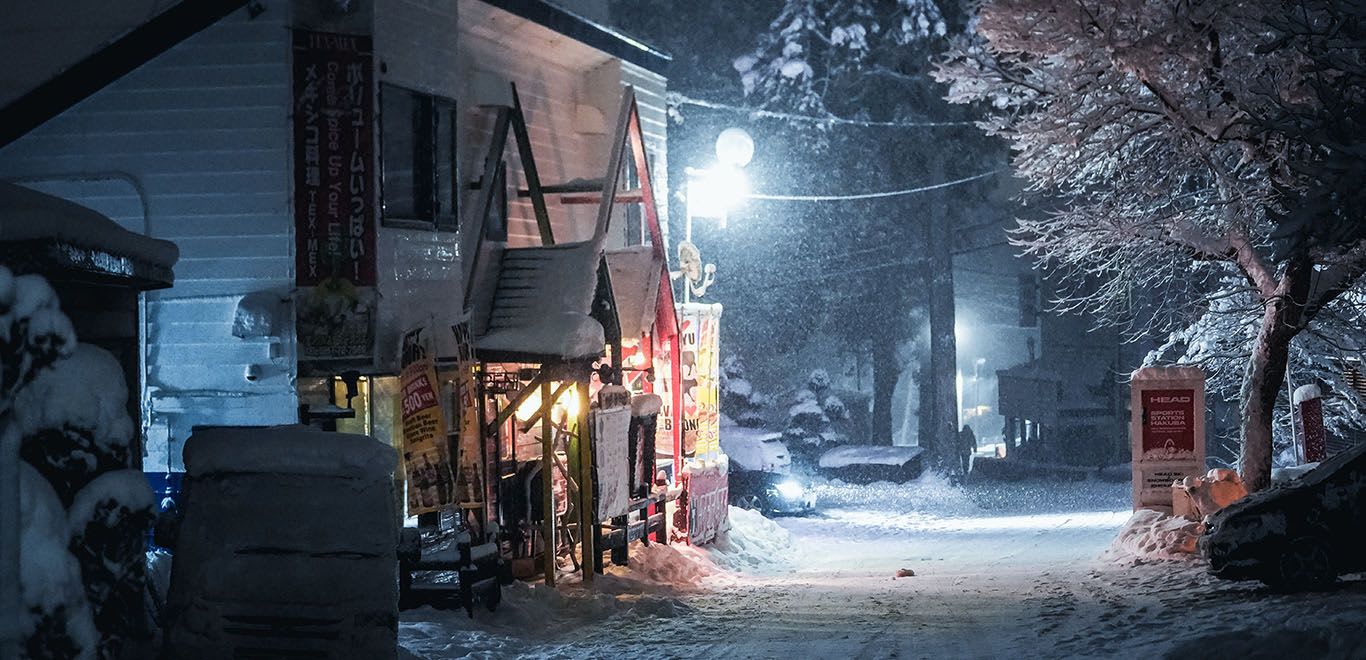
<box><xmin>0</xmin><ymin>0</ymin><xmax>671</xmax><ymax>470</ymax></box>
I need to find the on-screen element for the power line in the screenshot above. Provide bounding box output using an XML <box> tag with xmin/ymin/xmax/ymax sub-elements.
<box><xmin>668</xmin><ymin>93</ymin><xmax>978</xmax><ymax>128</ymax></box>
<box><xmin>748</xmin><ymin>169</ymin><xmax>1003</xmax><ymax>202</ymax></box>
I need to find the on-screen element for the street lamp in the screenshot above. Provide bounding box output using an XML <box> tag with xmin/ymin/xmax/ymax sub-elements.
<box><xmin>679</xmin><ymin>128</ymin><xmax>752</xmax><ymax>303</ymax></box>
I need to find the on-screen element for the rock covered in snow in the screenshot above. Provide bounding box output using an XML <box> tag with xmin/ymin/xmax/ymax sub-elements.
<box><xmin>1172</xmin><ymin>469</ymin><xmax>1248</xmax><ymax>521</ymax></box>
<box><xmin>18</xmin><ymin>462</ymin><xmax>98</xmax><ymax>660</ymax></box>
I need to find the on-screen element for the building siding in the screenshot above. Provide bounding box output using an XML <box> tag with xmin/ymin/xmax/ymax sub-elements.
<box><xmin>0</xmin><ymin>5</ymin><xmax>296</xmax><ymax>470</ymax></box>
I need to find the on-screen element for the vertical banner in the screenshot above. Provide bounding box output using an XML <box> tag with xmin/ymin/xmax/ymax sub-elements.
<box><xmin>678</xmin><ymin>304</ymin><xmax>721</xmax><ymax>459</ymax></box>
<box><xmin>293</xmin><ymin>29</ymin><xmax>377</xmax><ymax>364</ymax></box>
<box><xmin>450</xmin><ymin>322</ymin><xmax>484</xmax><ymax>507</ymax></box>
<box><xmin>1130</xmin><ymin>367</ymin><xmax>1206</xmax><ymax>510</ymax></box>
<box><xmin>400</xmin><ymin>328</ymin><xmax>455</xmax><ymax>515</ymax></box>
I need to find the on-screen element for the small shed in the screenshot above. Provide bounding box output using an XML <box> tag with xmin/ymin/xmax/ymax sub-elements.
<box><xmin>0</xmin><ymin>181</ymin><xmax>178</xmax><ymax>463</ymax></box>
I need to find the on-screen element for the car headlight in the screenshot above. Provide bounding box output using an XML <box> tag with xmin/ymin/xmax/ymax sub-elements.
<box><xmin>774</xmin><ymin>480</ymin><xmax>804</xmax><ymax>500</ymax></box>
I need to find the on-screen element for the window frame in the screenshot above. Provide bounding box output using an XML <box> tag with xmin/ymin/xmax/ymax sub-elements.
<box><xmin>379</xmin><ymin>83</ymin><xmax>459</xmax><ymax>232</ymax></box>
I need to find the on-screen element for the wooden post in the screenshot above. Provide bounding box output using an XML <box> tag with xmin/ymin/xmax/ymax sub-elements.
<box><xmin>577</xmin><ymin>380</ymin><xmax>595</xmax><ymax>584</ymax></box>
<box><xmin>540</xmin><ymin>380</ymin><xmax>555</xmax><ymax>586</ymax></box>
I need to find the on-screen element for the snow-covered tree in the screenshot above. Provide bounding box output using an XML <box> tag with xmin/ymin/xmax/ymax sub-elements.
<box><xmin>3</xmin><ymin>267</ymin><xmax>154</xmax><ymax>658</ymax></box>
<box><xmin>736</xmin><ymin>0</ymin><xmax>1001</xmax><ymax>460</ymax></box>
<box><xmin>720</xmin><ymin>353</ymin><xmax>771</xmax><ymax>428</ymax></box>
<box><xmin>935</xmin><ymin>0</ymin><xmax>1366</xmax><ymax>490</ymax></box>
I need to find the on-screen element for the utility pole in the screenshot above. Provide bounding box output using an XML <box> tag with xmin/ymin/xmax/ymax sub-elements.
<box><xmin>926</xmin><ymin>199</ymin><xmax>959</xmax><ymax>470</ymax></box>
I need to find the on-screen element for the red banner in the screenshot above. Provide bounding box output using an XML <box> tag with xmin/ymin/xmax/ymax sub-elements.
<box><xmin>292</xmin><ymin>29</ymin><xmax>375</xmax><ymax>288</ymax></box>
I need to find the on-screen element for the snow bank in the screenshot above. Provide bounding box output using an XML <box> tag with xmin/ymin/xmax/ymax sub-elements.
<box><xmin>819</xmin><ymin>445</ymin><xmax>924</xmax><ymax>469</ymax></box>
<box><xmin>401</xmin><ymin>577</ymin><xmax>690</xmax><ymax>658</ymax></box>
<box><xmin>1103</xmin><ymin>509</ymin><xmax>1204</xmax><ymax>565</ymax></box>
<box><xmin>700</xmin><ymin>506</ymin><xmax>795</xmax><ymax>573</ymax></box>
<box><xmin>613</xmin><ymin>542</ymin><xmax>715</xmax><ymax>588</ymax></box>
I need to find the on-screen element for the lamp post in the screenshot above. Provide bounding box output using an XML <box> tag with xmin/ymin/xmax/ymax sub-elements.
<box><xmin>972</xmin><ymin>357</ymin><xmax>986</xmax><ymax>411</ymax></box>
<box><xmin>679</xmin><ymin>128</ymin><xmax>752</xmax><ymax>303</ymax></box>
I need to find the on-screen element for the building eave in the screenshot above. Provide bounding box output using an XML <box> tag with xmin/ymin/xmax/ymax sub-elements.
<box><xmin>476</xmin><ymin>0</ymin><xmax>670</xmax><ymax>74</ymax></box>
<box><xmin>0</xmin><ymin>0</ymin><xmax>249</xmax><ymax>149</ymax></box>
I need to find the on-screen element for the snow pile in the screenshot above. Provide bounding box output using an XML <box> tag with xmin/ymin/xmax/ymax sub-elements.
<box><xmin>818</xmin><ymin>445</ymin><xmax>924</xmax><ymax>469</ymax></box>
<box><xmin>1103</xmin><ymin>509</ymin><xmax>1205</xmax><ymax>565</ymax></box>
<box><xmin>702</xmin><ymin>506</ymin><xmax>794</xmax><ymax>573</ymax></box>
<box><xmin>614</xmin><ymin>542</ymin><xmax>716</xmax><ymax>588</ymax></box>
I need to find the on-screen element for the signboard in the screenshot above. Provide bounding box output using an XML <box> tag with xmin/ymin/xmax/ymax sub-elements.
<box><xmin>593</xmin><ymin>406</ymin><xmax>632</xmax><ymax>521</ymax></box>
<box><xmin>1140</xmin><ymin>389</ymin><xmax>1197</xmax><ymax>461</ymax></box>
<box><xmin>1131</xmin><ymin>367</ymin><xmax>1205</xmax><ymax>510</ymax></box>
<box><xmin>399</xmin><ymin>328</ymin><xmax>455</xmax><ymax>515</ymax></box>
<box><xmin>684</xmin><ymin>462</ymin><xmax>729</xmax><ymax>545</ymax></box>
<box><xmin>678</xmin><ymin>303</ymin><xmax>721</xmax><ymax>459</ymax></box>
<box><xmin>450</xmin><ymin>321</ymin><xmax>484</xmax><ymax>507</ymax></box>
<box><xmin>292</xmin><ymin>29</ymin><xmax>377</xmax><ymax>364</ymax></box>
<box><xmin>1293</xmin><ymin>385</ymin><xmax>1326</xmax><ymax>463</ymax></box>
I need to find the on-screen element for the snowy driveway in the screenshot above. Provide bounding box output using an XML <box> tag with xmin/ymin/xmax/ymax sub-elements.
<box><xmin>400</xmin><ymin>477</ymin><xmax>1366</xmax><ymax>659</ymax></box>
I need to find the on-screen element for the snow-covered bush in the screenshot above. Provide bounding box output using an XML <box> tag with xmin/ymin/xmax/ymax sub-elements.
<box><xmin>1</xmin><ymin>268</ymin><xmax>76</xmax><ymax>410</ymax></box>
<box><xmin>68</xmin><ymin>470</ymin><xmax>155</xmax><ymax>660</ymax></box>
<box><xmin>821</xmin><ymin>395</ymin><xmax>849</xmax><ymax>421</ymax></box>
<box><xmin>15</xmin><ymin>345</ymin><xmax>135</xmax><ymax>503</ymax></box>
<box><xmin>3</xmin><ymin>267</ymin><xmax>152</xmax><ymax>659</ymax></box>
<box><xmin>18</xmin><ymin>460</ymin><xmax>97</xmax><ymax>660</ymax></box>
<box><xmin>806</xmin><ymin>369</ymin><xmax>831</xmax><ymax>393</ymax></box>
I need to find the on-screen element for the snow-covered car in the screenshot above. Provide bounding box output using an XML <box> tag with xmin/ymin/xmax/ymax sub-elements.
<box><xmin>728</xmin><ymin>469</ymin><xmax>816</xmax><ymax>516</ymax></box>
<box><xmin>1201</xmin><ymin>441</ymin><xmax>1366</xmax><ymax>590</ymax></box>
<box><xmin>817</xmin><ymin>445</ymin><xmax>925</xmax><ymax>483</ymax></box>
<box><xmin>164</xmin><ymin>426</ymin><xmax>399</xmax><ymax>659</ymax></box>
<box><xmin>720</xmin><ymin>426</ymin><xmax>791</xmax><ymax>472</ymax></box>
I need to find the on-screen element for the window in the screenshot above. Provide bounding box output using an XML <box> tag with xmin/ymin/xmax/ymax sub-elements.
<box><xmin>381</xmin><ymin>84</ymin><xmax>457</xmax><ymax>229</ymax></box>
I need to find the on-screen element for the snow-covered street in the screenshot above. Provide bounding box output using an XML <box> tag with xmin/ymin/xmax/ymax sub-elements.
<box><xmin>399</xmin><ymin>476</ymin><xmax>1366</xmax><ymax>659</ymax></box>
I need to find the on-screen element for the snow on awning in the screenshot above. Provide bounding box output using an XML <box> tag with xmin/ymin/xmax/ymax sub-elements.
<box><xmin>472</xmin><ymin>241</ymin><xmax>606</xmax><ymax>361</ymax></box>
<box><xmin>605</xmin><ymin>246</ymin><xmax>662</xmax><ymax>340</ymax></box>
<box><xmin>0</xmin><ymin>181</ymin><xmax>178</xmax><ymax>288</ymax></box>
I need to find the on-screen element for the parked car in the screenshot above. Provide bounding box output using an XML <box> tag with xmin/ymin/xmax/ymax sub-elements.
<box><xmin>817</xmin><ymin>445</ymin><xmax>925</xmax><ymax>483</ymax></box>
<box><xmin>728</xmin><ymin>468</ymin><xmax>816</xmax><ymax>516</ymax></box>
<box><xmin>164</xmin><ymin>426</ymin><xmax>399</xmax><ymax>659</ymax></box>
<box><xmin>1201</xmin><ymin>441</ymin><xmax>1366</xmax><ymax>590</ymax></box>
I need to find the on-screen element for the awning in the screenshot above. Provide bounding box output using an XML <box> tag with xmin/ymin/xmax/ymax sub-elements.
<box><xmin>605</xmin><ymin>246</ymin><xmax>662</xmax><ymax>340</ymax></box>
<box><xmin>470</xmin><ymin>241</ymin><xmax>606</xmax><ymax>361</ymax></box>
<box><xmin>0</xmin><ymin>181</ymin><xmax>178</xmax><ymax>289</ymax></box>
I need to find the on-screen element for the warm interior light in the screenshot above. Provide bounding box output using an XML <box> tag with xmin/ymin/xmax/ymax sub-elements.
<box><xmin>514</xmin><ymin>382</ymin><xmax>582</xmax><ymax>424</ymax></box>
